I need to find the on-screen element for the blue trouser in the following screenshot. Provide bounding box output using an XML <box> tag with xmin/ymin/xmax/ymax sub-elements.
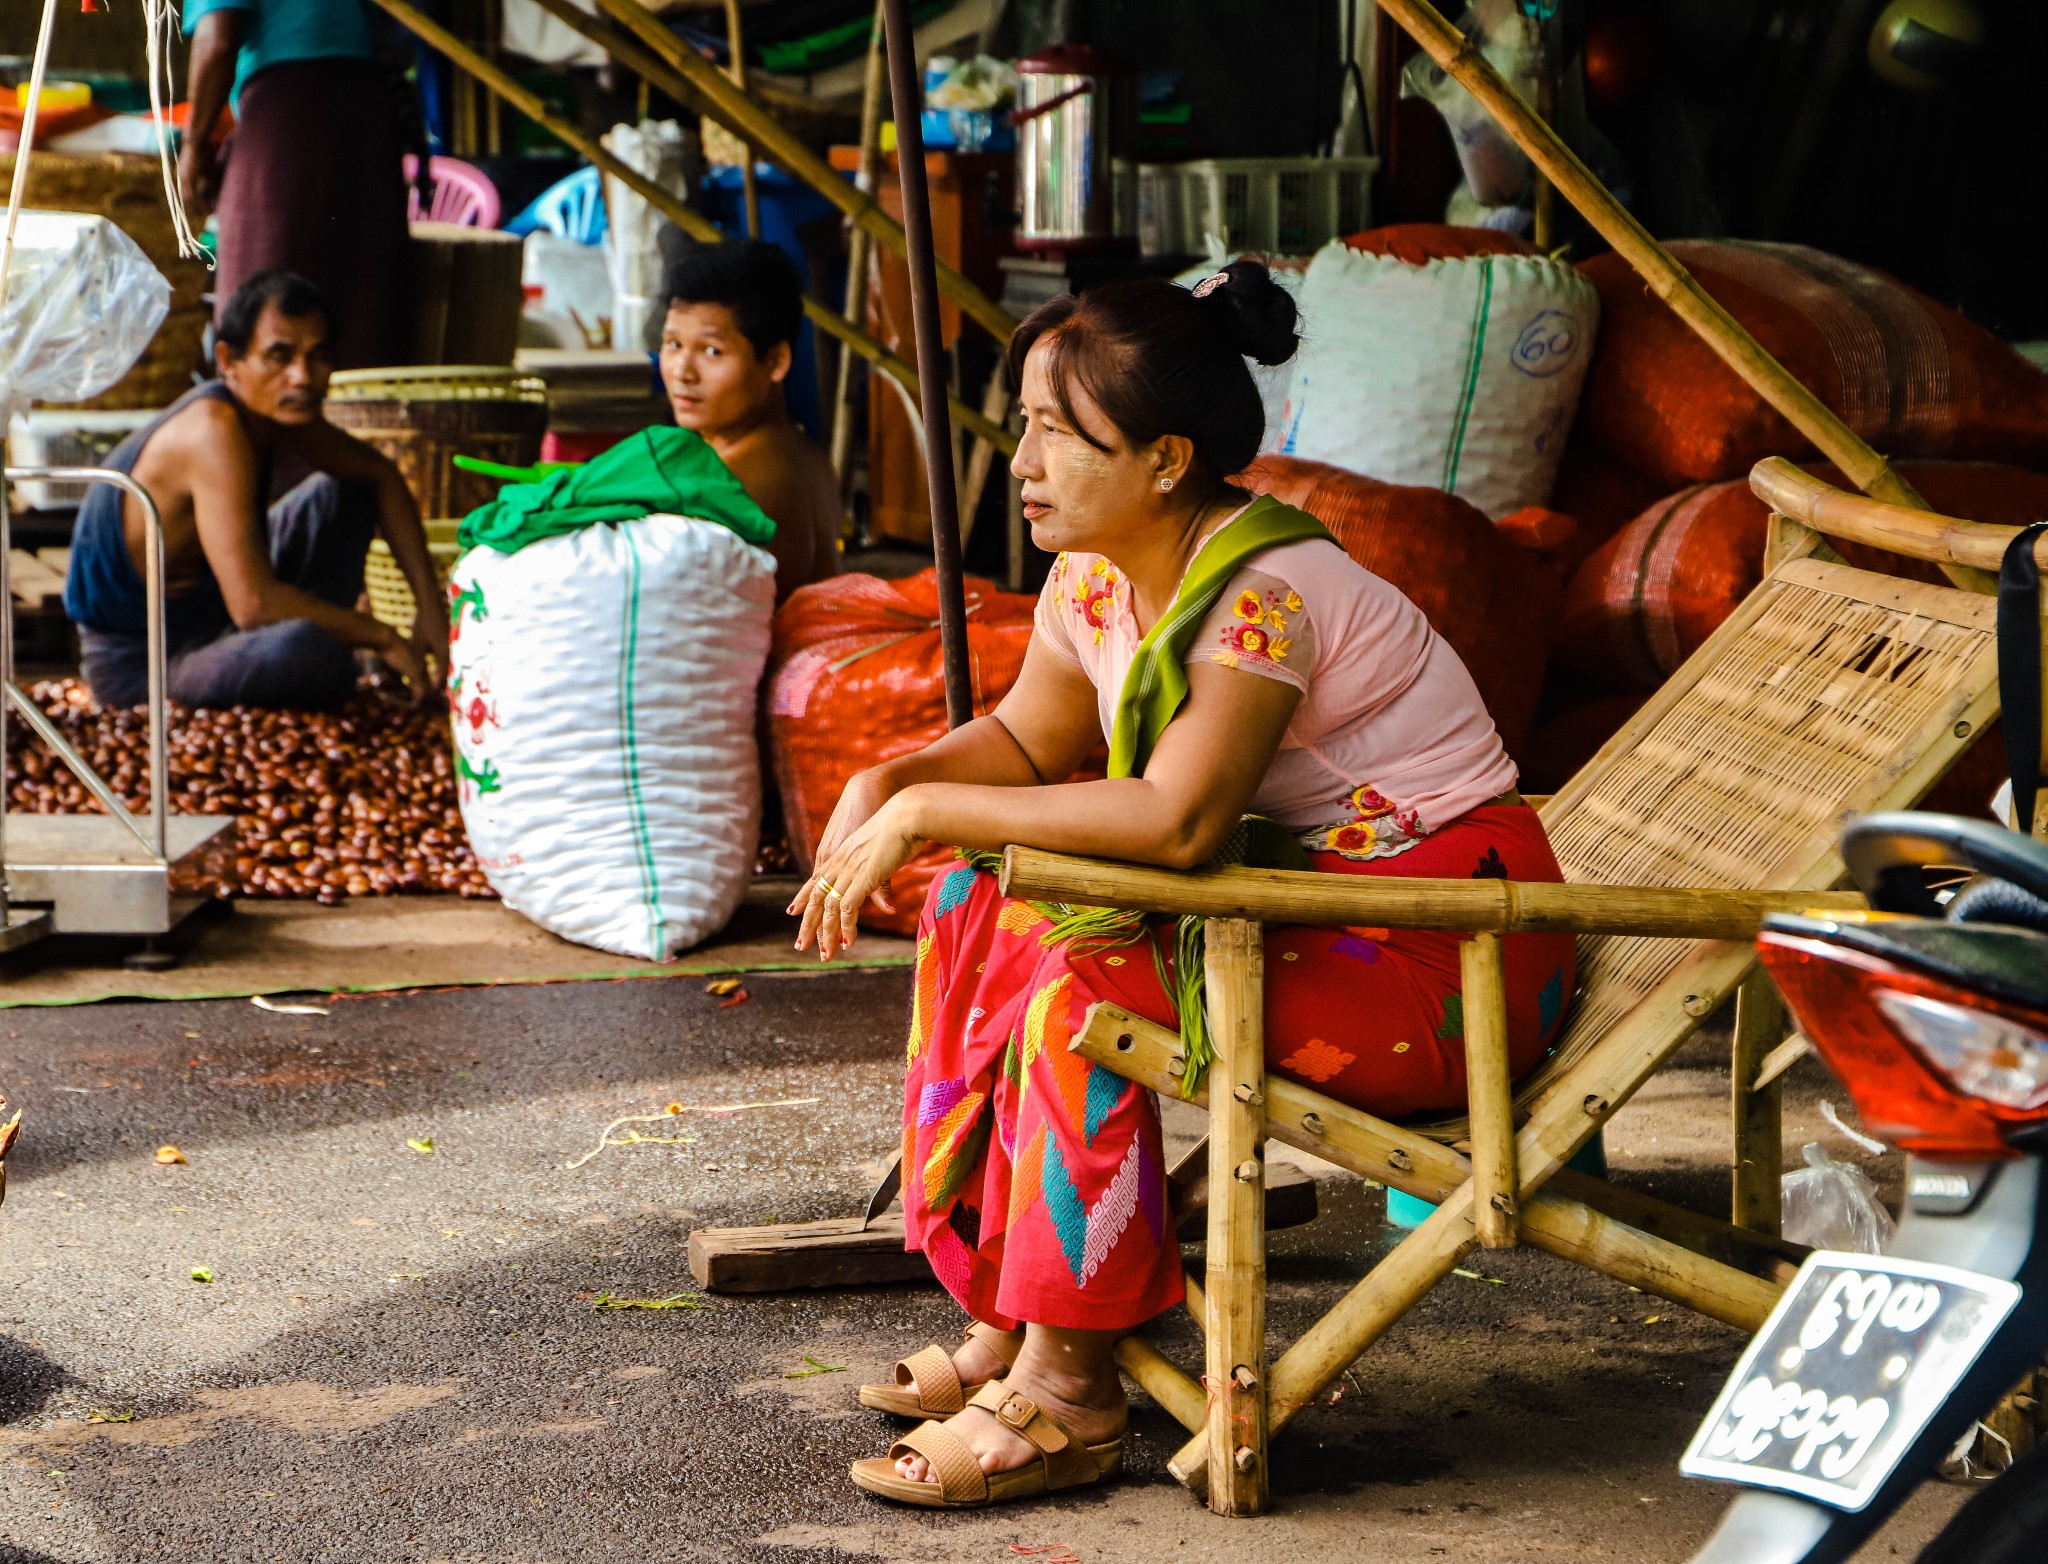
<box><xmin>78</xmin><ymin>475</ymin><xmax>377</xmax><ymax>710</ymax></box>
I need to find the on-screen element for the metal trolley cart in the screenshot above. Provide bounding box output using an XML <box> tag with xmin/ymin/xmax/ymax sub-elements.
<box><xmin>0</xmin><ymin>465</ymin><xmax>237</xmax><ymax>960</ymax></box>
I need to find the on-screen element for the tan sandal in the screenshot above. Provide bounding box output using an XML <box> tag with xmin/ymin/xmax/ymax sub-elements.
<box><xmin>857</xmin><ymin>1321</ymin><xmax>1021</xmax><ymax>1417</ymax></box>
<box><xmin>850</xmin><ymin>1381</ymin><xmax>1123</xmax><ymax>1509</ymax></box>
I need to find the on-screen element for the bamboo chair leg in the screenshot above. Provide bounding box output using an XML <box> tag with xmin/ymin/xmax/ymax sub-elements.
<box><xmin>1731</xmin><ymin>970</ymin><xmax>1786</xmax><ymax>1236</ymax></box>
<box><xmin>1202</xmin><ymin>918</ymin><xmax>1269</xmax><ymax>1515</ymax></box>
<box><xmin>1115</xmin><ymin>1336</ymin><xmax>1206</xmax><ymax>1432</ymax></box>
<box><xmin>1169</xmin><ymin>1180</ymin><xmax>1482</xmax><ymax>1496</ymax></box>
<box><xmin>1461</xmin><ymin>932</ymin><xmax>1517</xmax><ymax>1249</ymax></box>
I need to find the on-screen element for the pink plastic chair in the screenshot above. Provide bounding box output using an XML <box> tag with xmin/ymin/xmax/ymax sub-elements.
<box><xmin>403</xmin><ymin>155</ymin><xmax>502</xmax><ymax>228</ymax></box>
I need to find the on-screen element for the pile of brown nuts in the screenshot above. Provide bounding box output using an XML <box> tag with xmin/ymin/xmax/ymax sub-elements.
<box><xmin>7</xmin><ymin>680</ymin><xmax>494</xmax><ymax>904</ymax></box>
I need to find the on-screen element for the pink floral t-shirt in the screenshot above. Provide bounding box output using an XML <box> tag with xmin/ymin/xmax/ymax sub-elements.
<box><xmin>1034</xmin><ymin>535</ymin><xmax>1516</xmax><ymax>859</ymax></box>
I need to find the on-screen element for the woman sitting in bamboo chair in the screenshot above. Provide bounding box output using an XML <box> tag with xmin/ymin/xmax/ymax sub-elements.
<box><xmin>791</xmin><ymin>263</ymin><xmax>1577</xmax><ymax>1509</ymax></box>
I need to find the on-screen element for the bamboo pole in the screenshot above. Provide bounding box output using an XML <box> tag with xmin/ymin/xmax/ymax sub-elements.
<box><xmin>721</xmin><ymin>0</ymin><xmax>762</xmax><ymax>238</ymax></box>
<box><xmin>1730</xmin><ymin>970</ymin><xmax>1786</xmax><ymax>1236</ymax></box>
<box><xmin>958</xmin><ymin>370</ymin><xmax>1012</xmax><ymax>542</ymax></box>
<box><xmin>1752</xmin><ymin>457</ymin><xmax>2048</xmax><ymax>573</ymax></box>
<box><xmin>877</xmin><ymin>0</ymin><xmax>973</xmax><ymax>730</ymax></box>
<box><xmin>1460</xmin><ymin>932</ymin><xmax>1517</xmax><ymax>1249</ymax></box>
<box><xmin>364</xmin><ymin>0</ymin><xmax>1016</xmax><ymax>456</ymax></box>
<box><xmin>1202</xmin><ymin>919</ymin><xmax>1269</xmax><ymax>1514</ymax></box>
<box><xmin>829</xmin><ymin>5</ymin><xmax>888</xmax><ymax>490</ymax></box>
<box><xmin>1001</xmin><ymin>846</ymin><xmax>1866</xmax><ymax>939</ymax></box>
<box><xmin>1369</xmin><ymin>0</ymin><xmax>1997</xmax><ymax>592</ymax></box>
<box><xmin>586</xmin><ymin>0</ymin><xmax>1017</xmax><ymax>346</ymax></box>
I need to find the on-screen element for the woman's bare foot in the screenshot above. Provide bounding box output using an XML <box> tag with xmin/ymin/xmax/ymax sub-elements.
<box><xmin>950</xmin><ymin>1325</ymin><xmax>1021</xmax><ymax>1388</ymax></box>
<box><xmin>895</xmin><ymin>1327</ymin><xmax>1125</xmax><ymax>1484</ymax></box>
<box><xmin>888</xmin><ymin>1322</ymin><xmax>1020</xmax><ymax>1407</ymax></box>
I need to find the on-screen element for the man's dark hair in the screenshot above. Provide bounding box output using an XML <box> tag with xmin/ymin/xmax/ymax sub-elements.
<box><xmin>216</xmin><ymin>270</ymin><xmax>331</xmax><ymax>356</ymax></box>
<box><xmin>664</xmin><ymin>241</ymin><xmax>804</xmax><ymax>357</ymax></box>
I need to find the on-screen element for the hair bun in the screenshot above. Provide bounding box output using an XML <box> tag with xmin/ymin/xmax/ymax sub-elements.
<box><xmin>1194</xmin><ymin>259</ymin><xmax>1299</xmax><ymax>367</ymax></box>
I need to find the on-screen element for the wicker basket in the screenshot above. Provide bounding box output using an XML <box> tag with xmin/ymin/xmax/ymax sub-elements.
<box><xmin>326</xmin><ymin>366</ymin><xmax>547</xmax><ymax>521</ymax></box>
<box><xmin>365</xmin><ymin>520</ymin><xmax>464</xmax><ymax>638</ymax></box>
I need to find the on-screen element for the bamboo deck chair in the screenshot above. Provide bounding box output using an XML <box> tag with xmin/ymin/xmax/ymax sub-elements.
<box><xmin>999</xmin><ymin>459</ymin><xmax>2026</xmax><ymax>1514</ymax></box>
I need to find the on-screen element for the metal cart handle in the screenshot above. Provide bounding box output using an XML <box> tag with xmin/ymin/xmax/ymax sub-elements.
<box><xmin>2</xmin><ymin>465</ymin><xmax>168</xmax><ymax>866</ymax></box>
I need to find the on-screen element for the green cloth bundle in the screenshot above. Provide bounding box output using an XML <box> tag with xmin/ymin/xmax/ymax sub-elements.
<box><xmin>457</xmin><ymin>426</ymin><xmax>776</xmax><ymax>555</ymax></box>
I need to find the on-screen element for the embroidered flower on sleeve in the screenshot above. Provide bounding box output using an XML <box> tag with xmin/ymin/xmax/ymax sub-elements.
<box><xmin>1076</xmin><ymin>584</ymin><xmax>1114</xmax><ymax>643</ymax></box>
<box><xmin>1232</xmin><ymin>590</ymin><xmax>1265</xmax><ymax>622</ymax></box>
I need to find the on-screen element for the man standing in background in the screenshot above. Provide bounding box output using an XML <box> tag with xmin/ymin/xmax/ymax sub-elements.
<box><xmin>177</xmin><ymin>0</ymin><xmax>411</xmax><ymax>369</ymax></box>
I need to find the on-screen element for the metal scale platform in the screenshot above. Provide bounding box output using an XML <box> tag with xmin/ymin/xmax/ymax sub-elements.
<box><xmin>2</xmin><ymin>464</ymin><xmax>236</xmax><ymax>955</ymax></box>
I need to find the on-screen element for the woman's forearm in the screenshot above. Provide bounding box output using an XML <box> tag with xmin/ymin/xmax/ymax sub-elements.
<box><xmin>899</xmin><ymin>776</ymin><xmax>1221</xmax><ymax>871</ymax></box>
<box><xmin>872</xmin><ymin>713</ymin><xmax>1045</xmax><ymax>792</ymax></box>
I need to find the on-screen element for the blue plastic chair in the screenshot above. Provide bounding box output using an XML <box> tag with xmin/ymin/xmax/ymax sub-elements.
<box><xmin>506</xmin><ymin>166</ymin><xmax>607</xmax><ymax>243</ymax></box>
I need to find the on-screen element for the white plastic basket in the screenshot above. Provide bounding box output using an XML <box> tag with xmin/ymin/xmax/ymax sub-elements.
<box><xmin>1139</xmin><ymin>157</ymin><xmax>1379</xmax><ymax>258</ymax></box>
<box><xmin>7</xmin><ymin>409</ymin><xmax>157</xmax><ymax>510</ymax></box>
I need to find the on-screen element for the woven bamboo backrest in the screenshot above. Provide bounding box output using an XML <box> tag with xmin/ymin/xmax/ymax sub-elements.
<box><xmin>1512</xmin><ymin>557</ymin><xmax>1999</xmax><ymax>1107</ymax></box>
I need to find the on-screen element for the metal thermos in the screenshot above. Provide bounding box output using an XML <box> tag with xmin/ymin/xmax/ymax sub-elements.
<box><xmin>1013</xmin><ymin>45</ymin><xmax>1137</xmax><ymax>253</ymax></box>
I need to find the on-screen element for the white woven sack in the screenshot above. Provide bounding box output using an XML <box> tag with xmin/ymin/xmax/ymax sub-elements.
<box><xmin>448</xmin><ymin>514</ymin><xmax>776</xmax><ymax>960</ymax></box>
<box><xmin>1276</xmin><ymin>242</ymin><xmax>1599</xmax><ymax>518</ymax></box>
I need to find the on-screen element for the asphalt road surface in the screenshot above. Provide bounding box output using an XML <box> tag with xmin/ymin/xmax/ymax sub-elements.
<box><xmin>0</xmin><ymin>967</ymin><xmax>1974</xmax><ymax>1562</ymax></box>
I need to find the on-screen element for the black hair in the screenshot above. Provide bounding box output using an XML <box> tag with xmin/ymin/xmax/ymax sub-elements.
<box><xmin>216</xmin><ymin>270</ymin><xmax>330</xmax><ymax>356</ymax></box>
<box><xmin>663</xmin><ymin>240</ymin><xmax>805</xmax><ymax>357</ymax></box>
<box><xmin>1004</xmin><ymin>260</ymin><xmax>1299</xmax><ymax>495</ymax></box>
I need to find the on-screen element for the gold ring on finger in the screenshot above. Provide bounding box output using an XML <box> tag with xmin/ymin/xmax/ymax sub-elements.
<box><xmin>818</xmin><ymin>879</ymin><xmax>841</xmax><ymax>900</ymax></box>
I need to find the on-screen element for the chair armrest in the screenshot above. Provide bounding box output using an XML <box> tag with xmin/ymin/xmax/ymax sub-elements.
<box><xmin>999</xmin><ymin>846</ymin><xmax>1866</xmax><ymax>940</ymax></box>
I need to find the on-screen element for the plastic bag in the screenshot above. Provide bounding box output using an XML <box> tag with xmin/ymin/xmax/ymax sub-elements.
<box><xmin>599</xmin><ymin>119</ymin><xmax>696</xmax><ymax>352</ymax></box>
<box><xmin>1400</xmin><ymin>3</ymin><xmax>1542</xmax><ymax>208</ymax></box>
<box><xmin>0</xmin><ymin>211</ymin><xmax>171</xmax><ymax>415</ymax></box>
<box><xmin>1781</xmin><ymin>1141</ymin><xmax>1896</xmax><ymax>1254</ymax></box>
<box><xmin>928</xmin><ymin>55</ymin><xmax>1017</xmax><ymax>111</ymax></box>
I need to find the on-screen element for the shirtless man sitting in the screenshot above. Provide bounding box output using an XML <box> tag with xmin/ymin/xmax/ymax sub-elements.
<box><xmin>657</xmin><ymin>241</ymin><xmax>840</xmax><ymax>602</ymax></box>
<box><xmin>63</xmin><ymin>270</ymin><xmax>448</xmax><ymax>709</ymax></box>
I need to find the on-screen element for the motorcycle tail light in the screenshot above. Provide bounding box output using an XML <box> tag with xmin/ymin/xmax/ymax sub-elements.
<box><xmin>1758</xmin><ymin>930</ymin><xmax>2048</xmax><ymax>1159</ymax></box>
<box><xmin>1874</xmin><ymin>991</ymin><xmax>2048</xmax><ymax>1113</ymax></box>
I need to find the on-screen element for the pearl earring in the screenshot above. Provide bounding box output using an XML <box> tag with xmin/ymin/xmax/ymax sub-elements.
<box><xmin>1160</xmin><ymin>477</ymin><xmax>1174</xmax><ymax>492</ymax></box>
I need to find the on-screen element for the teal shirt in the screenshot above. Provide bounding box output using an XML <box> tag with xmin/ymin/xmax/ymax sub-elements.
<box><xmin>182</xmin><ymin>0</ymin><xmax>377</xmax><ymax>106</ymax></box>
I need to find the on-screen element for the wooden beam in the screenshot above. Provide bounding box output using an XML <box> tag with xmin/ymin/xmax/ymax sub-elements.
<box><xmin>586</xmin><ymin>0</ymin><xmax>1017</xmax><ymax>346</ymax></box>
<box><xmin>1461</xmin><ymin>932</ymin><xmax>1517</xmax><ymax>1249</ymax></box>
<box><xmin>1001</xmin><ymin>846</ymin><xmax>1866</xmax><ymax>940</ymax></box>
<box><xmin>1202</xmin><ymin>919</ymin><xmax>1269</xmax><ymax>1513</ymax></box>
<box><xmin>365</xmin><ymin>0</ymin><xmax>1017</xmax><ymax>456</ymax></box>
<box><xmin>1730</xmin><ymin>971</ymin><xmax>1787</xmax><ymax>1236</ymax></box>
<box><xmin>1370</xmin><ymin>0</ymin><xmax>1996</xmax><ymax>595</ymax></box>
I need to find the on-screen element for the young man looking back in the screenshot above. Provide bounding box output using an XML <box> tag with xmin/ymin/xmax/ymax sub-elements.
<box><xmin>658</xmin><ymin>242</ymin><xmax>840</xmax><ymax>602</ymax></box>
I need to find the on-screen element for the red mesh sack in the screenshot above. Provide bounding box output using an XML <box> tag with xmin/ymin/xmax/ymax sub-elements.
<box><xmin>1342</xmin><ymin>223</ymin><xmax>1539</xmax><ymax>265</ymax></box>
<box><xmin>766</xmin><ymin>570</ymin><xmax>1035</xmax><ymax>934</ymax></box>
<box><xmin>1578</xmin><ymin>242</ymin><xmax>2048</xmax><ymax>490</ymax></box>
<box><xmin>1548</xmin><ymin>443</ymin><xmax>1667</xmax><ymax>575</ymax></box>
<box><xmin>1556</xmin><ymin>460</ymin><xmax>2048</xmax><ymax>689</ymax></box>
<box><xmin>1241</xmin><ymin>454</ymin><xmax>1560</xmax><ymax>754</ymax></box>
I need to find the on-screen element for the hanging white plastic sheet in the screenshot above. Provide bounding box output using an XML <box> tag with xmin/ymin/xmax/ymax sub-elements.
<box><xmin>0</xmin><ymin>211</ymin><xmax>171</xmax><ymax>414</ymax></box>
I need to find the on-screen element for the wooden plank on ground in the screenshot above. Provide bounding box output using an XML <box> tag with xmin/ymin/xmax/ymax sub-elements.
<box><xmin>688</xmin><ymin>1166</ymin><xmax>1321</xmax><ymax>1295</ymax></box>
